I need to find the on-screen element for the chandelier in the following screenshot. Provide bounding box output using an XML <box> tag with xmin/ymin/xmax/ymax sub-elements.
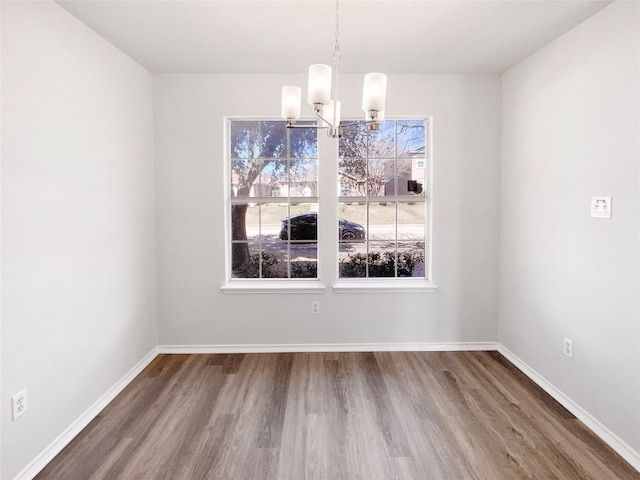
<box><xmin>280</xmin><ymin>0</ymin><xmax>387</xmax><ymax>138</ymax></box>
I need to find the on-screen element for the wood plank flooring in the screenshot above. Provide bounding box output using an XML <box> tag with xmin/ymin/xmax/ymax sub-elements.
<box><xmin>35</xmin><ymin>352</ymin><xmax>640</xmax><ymax>479</ymax></box>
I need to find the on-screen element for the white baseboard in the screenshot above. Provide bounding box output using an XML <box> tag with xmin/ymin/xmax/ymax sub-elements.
<box><xmin>497</xmin><ymin>344</ymin><xmax>640</xmax><ymax>473</ymax></box>
<box><xmin>13</xmin><ymin>347</ymin><xmax>159</xmax><ymax>480</ymax></box>
<box><xmin>158</xmin><ymin>341</ymin><xmax>499</xmax><ymax>354</ymax></box>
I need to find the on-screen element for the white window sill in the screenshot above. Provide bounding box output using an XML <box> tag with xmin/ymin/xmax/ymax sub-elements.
<box><xmin>221</xmin><ymin>281</ymin><xmax>327</xmax><ymax>294</ymax></box>
<box><xmin>221</xmin><ymin>280</ymin><xmax>437</xmax><ymax>295</ymax></box>
<box><xmin>332</xmin><ymin>279</ymin><xmax>438</xmax><ymax>294</ymax></box>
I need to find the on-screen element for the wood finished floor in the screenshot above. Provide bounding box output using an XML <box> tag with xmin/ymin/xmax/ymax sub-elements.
<box><xmin>36</xmin><ymin>351</ymin><xmax>639</xmax><ymax>480</ymax></box>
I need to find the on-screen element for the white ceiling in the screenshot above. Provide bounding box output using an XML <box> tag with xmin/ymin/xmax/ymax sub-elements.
<box><xmin>55</xmin><ymin>0</ymin><xmax>611</xmax><ymax>74</ymax></box>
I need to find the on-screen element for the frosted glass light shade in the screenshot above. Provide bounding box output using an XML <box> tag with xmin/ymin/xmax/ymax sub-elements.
<box><xmin>362</xmin><ymin>73</ymin><xmax>387</xmax><ymax>112</ymax></box>
<box><xmin>281</xmin><ymin>86</ymin><xmax>301</xmax><ymax>120</ymax></box>
<box><xmin>307</xmin><ymin>64</ymin><xmax>332</xmax><ymax>106</ymax></box>
<box><xmin>322</xmin><ymin>100</ymin><xmax>341</xmax><ymax>128</ymax></box>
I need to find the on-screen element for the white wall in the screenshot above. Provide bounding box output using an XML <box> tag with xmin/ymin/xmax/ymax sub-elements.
<box><xmin>154</xmin><ymin>73</ymin><xmax>501</xmax><ymax>347</ymax></box>
<box><xmin>1</xmin><ymin>2</ymin><xmax>157</xmax><ymax>478</ymax></box>
<box><xmin>500</xmin><ymin>1</ymin><xmax>640</xmax><ymax>454</ymax></box>
<box><xmin>2</xmin><ymin>0</ymin><xmax>638</xmax><ymax>476</ymax></box>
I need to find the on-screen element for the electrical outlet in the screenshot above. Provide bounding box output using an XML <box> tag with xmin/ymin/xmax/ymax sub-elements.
<box><xmin>12</xmin><ymin>389</ymin><xmax>27</xmax><ymax>420</ymax></box>
<box><xmin>563</xmin><ymin>337</ymin><xmax>573</xmax><ymax>359</ymax></box>
<box><xmin>311</xmin><ymin>301</ymin><xmax>320</xmax><ymax>315</ymax></box>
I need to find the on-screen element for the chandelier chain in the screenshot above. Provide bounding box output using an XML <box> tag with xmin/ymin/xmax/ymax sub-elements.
<box><xmin>333</xmin><ymin>0</ymin><xmax>341</xmax><ymax>64</ymax></box>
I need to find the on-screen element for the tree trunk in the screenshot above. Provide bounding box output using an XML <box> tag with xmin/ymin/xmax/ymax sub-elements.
<box><xmin>231</xmin><ymin>203</ymin><xmax>251</xmax><ymax>272</ymax></box>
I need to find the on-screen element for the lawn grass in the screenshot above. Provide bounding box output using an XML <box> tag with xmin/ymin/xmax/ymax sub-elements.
<box><xmin>339</xmin><ymin>202</ymin><xmax>425</xmax><ymax>225</ymax></box>
<box><xmin>244</xmin><ymin>203</ymin><xmax>315</xmax><ymax>227</ymax></box>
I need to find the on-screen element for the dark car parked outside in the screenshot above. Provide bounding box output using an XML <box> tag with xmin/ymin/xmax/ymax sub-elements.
<box><xmin>279</xmin><ymin>213</ymin><xmax>365</xmax><ymax>241</ymax></box>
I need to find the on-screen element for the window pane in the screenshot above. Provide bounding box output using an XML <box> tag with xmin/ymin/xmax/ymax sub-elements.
<box><xmin>256</xmin><ymin>203</ymin><xmax>282</xmax><ymax>241</ymax></box>
<box><xmin>261</xmin><ymin>243</ymin><xmax>288</xmax><ymax>278</ymax></box>
<box><xmin>230</xmin><ymin>121</ymin><xmax>260</xmax><ymax>159</ymax></box>
<box><xmin>339</xmin><ymin>200</ymin><xmax>366</xmax><ymax>277</ymax></box>
<box><xmin>397</xmin><ymin>159</ymin><xmax>416</xmax><ymax>196</ymax></box>
<box><xmin>281</xmin><ymin>204</ymin><xmax>318</xmax><ymax>241</ymax></box>
<box><xmin>290</xmin><ymin>122</ymin><xmax>318</xmax><ymax>158</ymax></box>
<box><xmin>290</xmin><ymin>160</ymin><xmax>318</xmax><ymax>197</ymax></box>
<box><xmin>231</xmin><ymin>203</ymin><xmax>260</xmax><ymax>242</ymax></box>
<box><xmin>231</xmin><ymin>203</ymin><xmax>250</xmax><ymax>241</ymax></box>
<box><xmin>339</xmin><ymin>245</ymin><xmax>367</xmax><ymax>278</ymax></box>
<box><xmin>397</xmin><ymin>120</ymin><xmax>425</xmax><ymax>158</ymax></box>
<box><xmin>368</xmin><ymin>202</ymin><xmax>396</xmax><ymax>240</ymax></box>
<box><xmin>231</xmin><ymin>242</ymin><xmax>260</xmax><ymax>278</ymax></box>
<box><xmin>368</xmin><ymin>120</ymin><xmax>395</xmax><ymax>158</ymax></box>
<box><xmin>234</xmin><ymin>158</ymin><xmax>288</xmax><ymax>198</ymax></box>
<box><xmin>339</xmin><ymin>203</ymin><xmax>366</xmax><ymax>241</ymax></box>
<box><xmin>339</xmin><ymin>122</ymin><xmax>367</xmax><ymax>158</ymax></box>
<box><xmin>367</xmin><ymin>158</ymin><xmax>395</xmax><ymax>197</ymax></box>
<box><xmin>398</xmin><ymin>202</ymin><xmax>425</xmax><ymax>241</ymax></box>
<box><xmin>397</xmin><ymin>242</ymin><xmax>426</xmax><ymax>277</ymax></box>
<box><xmin>260</xmin><ymin>121</ymin><xmax>287</xmax><ymax>158</ymax></box>
<box><xmin>367</xmin><ymin>243</ymin><xmax>397</xmax><ymax>278</ymax></box>
<box><xmin>339</xmin><ymin>157</ymin><xmax>367</xmax><ymax>197</ymax></box>
<box><xmin>231</xmin><ymin>159</ymin><xmax>262</xmax><ymax>197</ymax></box>
<box><xmin>398</xmin><ymin>157</ymin><xmax>426</xmax><ymax>197</ymax></box>
<box><xmin>257</xmin><ymin>160</ymin><xmax>287</xmax><ymax>197</ymax></box>
<box><xmin>291</xmin><ymin>243</ymin><xmax>318</xmax><ymax>279</ymax></box>
<box><xmin>232</xmin><ymin>203</ymin><xmax>288</xmax><ymax>244</ymax></box>
<box><xmin>230</xmin><ymin>160</ymin><xmax>241</xmax><ymax>197</ymax></box>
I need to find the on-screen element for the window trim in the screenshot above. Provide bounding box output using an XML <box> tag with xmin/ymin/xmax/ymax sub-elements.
<box><xmin>223</xmin><ymin>117</ymin><xmax>322</xmax><ymax>287</ymax></box>
<box><xmin>221</xmin><ymin>281</ymin><xmax>327</xmax><ymax>294</ymax></box>
<box><xmin>221</xmin><ymin>116</ymin><xmax>435</xmax><ymax>294</ymax></box>
<box><xmin>337</xmin><ymin>118</ymin><xmax>432</xmax><ymax>281</ymax></box>
<box><xmin>333</xmin><ymin>279</ymin><xmax>438</xmax><ymax>294</ymax></box>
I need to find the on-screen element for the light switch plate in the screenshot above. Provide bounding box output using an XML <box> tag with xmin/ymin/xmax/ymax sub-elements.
<box><xmin>591</xmin><ymin>196</ymin><xmax>612</xmax><ymax>219</ymax></box>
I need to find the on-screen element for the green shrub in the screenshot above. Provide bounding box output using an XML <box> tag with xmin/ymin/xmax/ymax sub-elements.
<box><xmin>340</xmin><ymin>250</ymin><xmax>424</xmax><ymax>277</ymax></box>
<box><xmin>235</xmin><ymin>254</ymin><xmax>318</xmax><ymax>279</ymax></box>
<box><xmin>291</xmin><ymin>262</ymin><xmax>318</xmax><ymax>278</ymax></box>
<box><xmin>233</xmin><ymin>252</ymin><xmax>281</xmax><ymax>278</ymax></box>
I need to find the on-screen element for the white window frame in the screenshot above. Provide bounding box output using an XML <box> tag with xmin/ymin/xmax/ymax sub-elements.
<box><xmin>333</xmin><ymin>117</ymin><xmax>436</xmax><ymax>293</ymax></box>
<box><xmin>221</xmin><ymin>116</ymin><xmax>437</xmax><ymax>294</ymax></box>
<box><xmin>221</xmin><ymin>118</ymin><xmax>326</xmax><ymax>294</ymax></box>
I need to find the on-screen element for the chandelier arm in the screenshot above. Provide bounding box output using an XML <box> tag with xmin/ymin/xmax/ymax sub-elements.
<box><xmin>342</xmin><ymin>119</ymin><xmax>380</xmax><ymax>127</ymax></box>
<box><xmin>338</xmin><ymin>129</ymin><xmax>374</xmax><ymax>134</ymax></box>
<box><xmin>286</xmin><ymin>123</ymin><xmax>329</xmax><ymax>130</ymax></box>
<box><xmin>285</xmin><ymin>121</ymin><xmax>379</xmax><ymax>134</ymax></box>
<box><xmin>314</xmin><ymin>110</ymin><xmax>335</xmax><ymax>129</ymax></box>
<box><xmin>335</xmin><ymin>122</ymin><xmax>380</xmax><ymax>134</ymax></box>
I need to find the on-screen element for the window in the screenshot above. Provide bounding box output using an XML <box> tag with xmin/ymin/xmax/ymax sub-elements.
<box><xmin>228</xmin><ymin>119</ymin><xmax>318</xmax><ymax>279</ymax></box>
<box><xmin>225</xmin><ymin>117</ymin><xmax>433</xmax><ymax>292</ymax></box>
<box><xmin>338</xmin><ymin>119</ymin><xmax>428</xmax><ymax>279</ymax></box>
